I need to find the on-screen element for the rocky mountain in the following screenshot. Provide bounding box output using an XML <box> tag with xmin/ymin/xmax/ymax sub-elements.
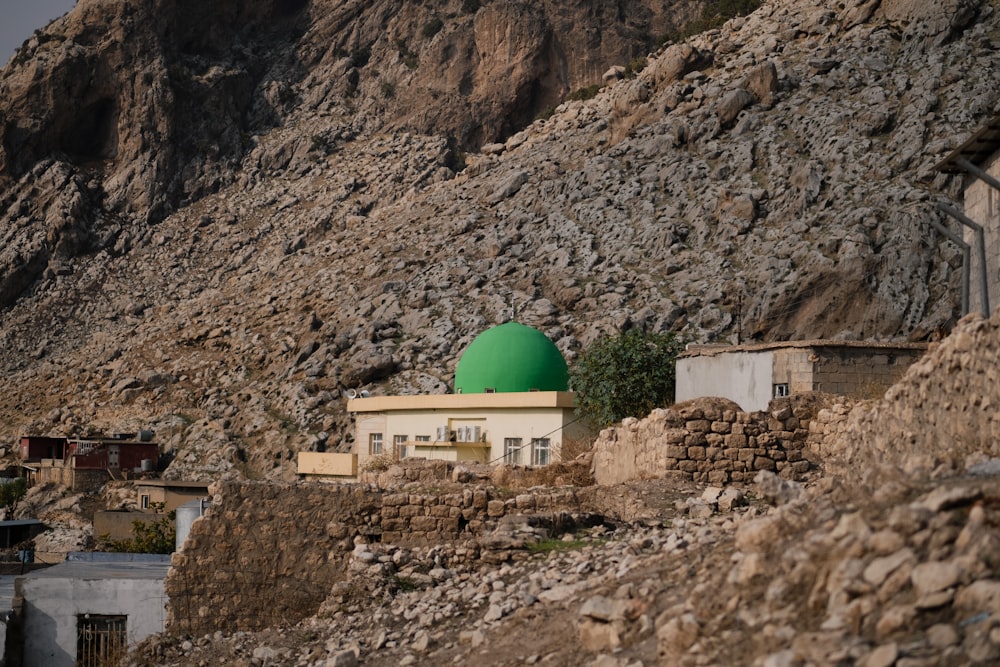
<box><xmin>1</xmin><ymin>0</ymin><xmax>999</xmax><ymax>480</ymax></box>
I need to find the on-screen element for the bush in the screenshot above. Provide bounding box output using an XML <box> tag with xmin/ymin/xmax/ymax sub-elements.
<box><xmin>567</xmin><ymin>84</ymin><xmax>601</xmax><ymax>102</ymax></box>
<box><xmin>662</xmin><ymin>0</ymin><xmax>763</xmax><ymax>43</ymax></box>
<box><xmin>422</xmin><ymin>18</ymin><xmax>444</xmax><ymax>39</ymax></box>
<box><xmin>0</xmin><ymin>479</ymin><xmax>28</xmax><ymax>511</ymax></box>
<box><xmin>571</xmin><ymin>329</ymin><xmax>686</xmax><ymax>428</ymax></box>
<box><xmin>624</xmin><ymin>56</ymin><xmax>648</xmax><ymax>78</ymax></box>
<box><xmin>100</xmin><ymin>510</ymin><xmax>176</xmax><ymax>554</ymax></box>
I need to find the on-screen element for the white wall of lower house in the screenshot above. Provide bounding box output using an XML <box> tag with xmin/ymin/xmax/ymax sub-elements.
<box><xmin>19</xmin><ymin>570</ymin><xmax>167</xmax><ymax>667</ymax></box>
<box><xmin>675</xmin><ymin>351</ymin><xmax>774</xmax><ymax>412</ymax></box>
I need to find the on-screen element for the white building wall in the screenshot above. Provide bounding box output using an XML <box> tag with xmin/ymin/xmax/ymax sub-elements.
<box><xmin>964</xmin><ymin>150</ymin><xmax>1000</xmax><ymax>314</ymax></box>
<box><xmin>675</xmin><ymin>351</ymin><xmax>774</xmax><ymax>412</ymax></box>
<box><xmin>19</xmin><ymin>571</ymin><xmax>167</xmax><ymax>667</ymax></box>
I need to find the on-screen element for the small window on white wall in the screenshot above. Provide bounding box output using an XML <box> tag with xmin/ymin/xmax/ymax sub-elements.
<box><xmin>532</xmin><ymin>438</ymin><xmax>551</xmax><ymax>466</ymax></box>
<box><xmin>369</xmin><ymin>433</ymin><xmax>383</xmax><ymax>455</ymax></box>
<box><xmin>773</xmin><ymin>383</ymin><xmax>790</xmax><ymax>398</ymax></box>
<box><xmin>504</xmin><ymin>438</ymin><xmax>522</xmax><ymax>465</ymax></box>
<box><xmin>140</xmin><ymin>494</ymin><xmax>150</xmax><ymax>510</ymax></box>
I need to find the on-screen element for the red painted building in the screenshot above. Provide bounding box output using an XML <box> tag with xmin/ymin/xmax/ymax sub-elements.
<box><xmin>19</xmin><ymin>436</ymin><xmax>68</xmax><ymax>461</ymax></box>
<box><xmin>65</xmin><ymin>437</ymin><xmax>159</xmax><ymax>472</ymax></box>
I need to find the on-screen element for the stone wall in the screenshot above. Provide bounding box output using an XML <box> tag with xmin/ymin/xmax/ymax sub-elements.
<box><xmin>166</xmin><ymin>479</ymin><xmax>601</xmax><ymax>636</ymax></box>
<box><xmin>591</xmin><ymin>396</ymin><xmax>826</xmax><ymax>486</ymax></box>
<box><xmin>166</xmin><ymin>481</ymin><xmax>382</xmax><ymax>636</ymax></box>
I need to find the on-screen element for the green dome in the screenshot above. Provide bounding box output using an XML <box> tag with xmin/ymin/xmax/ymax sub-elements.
<box><xmin>454</xmin><ymin>322</ymin><xmax>569</xmax><ymax>394</ymax></box>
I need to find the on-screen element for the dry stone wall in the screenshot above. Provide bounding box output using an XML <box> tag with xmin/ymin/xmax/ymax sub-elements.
<box><xmin>166</xmin><ymin>478</ymin><xmax>607</xmax><ymax>635</ymax></box>
<box><xmin>591</xmin><ymin>396</ymin><xmax>829</xmax><ymax>486</ymax></box>
<box><xmin>166</xmin><ymin>482</ymin><xmax>382</xmax><ymax>636</ymax></box>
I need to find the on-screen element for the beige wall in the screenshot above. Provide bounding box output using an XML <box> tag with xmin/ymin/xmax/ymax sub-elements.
<box><xmin>353</xmin><ymin>398</ymin><xmax>579</xmax><ymax>468</ymax></box>
<box><xmin>297</xmin><ymin>452</ymin><xmax>358</xmax><ymax>478</ymax></box>
<box><xmin>772</xmin><ymin>348</ymin><xmax>814</xmax><ymax>394</ymax></box>
<box><xmin>964</xmin><ymin>149</ymin><xmax>1000</xmax><ymax>313</ymax></box>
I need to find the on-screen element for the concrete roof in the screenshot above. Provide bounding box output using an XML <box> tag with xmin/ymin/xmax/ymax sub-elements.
<box><xmin>348</xmin><ymin>390</ymin><xmax>577</xmax><ymax>413</ymax></box>
<box><xmin>681</xmin><ymin>339</ymin><xmax>928</xmax><ymax>358</ymax></box>
<box><xmin>937</xmin><ymin>112</ymin><xmax>1000</xmax><ymax>173</ymax></box>
<box><xmin>133</xmin><ymin>479</ymin><xmax>210</xmax><ymax>489</ymax></box>
<box><xmin>21</xmin><ymin>553</ymin><xmax>171</xmax><ymax>581</ymax></box>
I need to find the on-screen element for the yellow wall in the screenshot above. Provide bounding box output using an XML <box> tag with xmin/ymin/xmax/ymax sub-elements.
<box><xmin>297</xmin><ymin>452</ymin><xmax>358</xmax><ymax>478</ymax></box>
<box><xmin>351</xmin><ymin>393</ymin><xmax>581</xmax><ymax>468</ymax></box>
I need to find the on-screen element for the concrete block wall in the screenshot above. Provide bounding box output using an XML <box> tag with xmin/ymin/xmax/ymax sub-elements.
<box><xmin>591</xmin><ymin>397</ymin><xmax>816</xmax><ymax>486</ymax></box>
<box><xmin>772</xmin><ymin>348</ymin><xmax>814</xmax><ymax>393</ymax></box>
<box><xmin>811</xmin><ymin>347</ymin><xmax>924</xmax><ymax>397</ymax></box>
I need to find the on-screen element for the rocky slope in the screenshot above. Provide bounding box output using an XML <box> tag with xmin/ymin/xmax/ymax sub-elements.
<box><xmin>124</xmin><ymin>307</ymin><xmax>1000</xmax><ymax>667</ymax></box>
<box><xmin>1</xmin><ymin>0</ymin><xmax>999</xmax><ymax>480</ymax></box>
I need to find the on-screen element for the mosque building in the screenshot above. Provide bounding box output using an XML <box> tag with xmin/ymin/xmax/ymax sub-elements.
<box><xmin>297</xmin><ymin>322</ymin><xmax>585</xmax><ymax>478</ymax></box>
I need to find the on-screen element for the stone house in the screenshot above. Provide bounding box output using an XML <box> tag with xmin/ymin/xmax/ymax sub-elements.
<box><xmin>937</xmin><ymin>111</ymin><xmax>1000</xmax><ymax>313</ymax></box>
<box><xmin>675</xmin><ymin>340</ymin><xmax>927</xmax><ymax>412</ymax></box>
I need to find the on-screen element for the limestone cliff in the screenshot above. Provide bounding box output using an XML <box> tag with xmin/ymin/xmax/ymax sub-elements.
<box><xmin>0</xmin><ymin>0</ymin><xmax>998</xmax><ymax>479</ymax></box>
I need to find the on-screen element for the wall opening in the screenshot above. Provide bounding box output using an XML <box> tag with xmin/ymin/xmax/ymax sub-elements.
<box><xmin>77</xmin><ymin>614</ymin><xmax>127</xmax><ymax>667</ymax></box>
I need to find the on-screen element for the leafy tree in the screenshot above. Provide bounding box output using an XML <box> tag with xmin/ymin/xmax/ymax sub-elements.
<box><xmin>571</xmin><ymin>329</ymin><xmax>686</xmax><ymax>428</ymax></box>
<box><xmin>100</xmin><ymin>504</ymin><xmax>176</xmax><ymax>554</ymax></box>
<box><xmin>0</xmin><ymin>478</ymin><xmax>28</xmax><ymax>512</ymax></box>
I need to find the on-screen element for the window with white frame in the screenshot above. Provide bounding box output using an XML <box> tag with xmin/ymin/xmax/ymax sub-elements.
<box><xmin>414</xmin><ymin>435</ymin><xmax>431</xmax><ymax>442</ymax></box>
<box><xmin>503</xmin><ymin>438</ymin><xmax>522</xmax><ymax>465</ymax></box>
<box><xmin>532</xmin><ymin>438</ymin><xmax>551</xmax><ymax>466</ymax></box>
<box><xmin>393</xmin><ymin>435</ymin><xmax>408</xmax><ymax>459</ymax></box>
<box><xmin>369</xmin><ymin>433</ymin><xmax>383</xmax><ymax>455</ymax></box>
<box><xmin>773</xmin><ymin>383</ymin><xmax>790</xmax><ymax>398</ymax></box>
<box><xmin>140</xmin><ymin>494</ymin><xmax>150</xmax><ymax>510</ymax></box>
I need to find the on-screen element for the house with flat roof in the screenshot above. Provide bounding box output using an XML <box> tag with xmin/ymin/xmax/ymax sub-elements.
<box><xmin>10</xmin><ymin>552</ymin><xmax>170</xmax><ymax>667</ymax></box>
<box><xmin>676</xmin><ymin>340</ymin><xmax>927</xmax><ymax>412</ymax></box>
<box><xmin>299</xmin><ymin>322</ymin><xmax>587</xmax><ymax>478</ymax></box>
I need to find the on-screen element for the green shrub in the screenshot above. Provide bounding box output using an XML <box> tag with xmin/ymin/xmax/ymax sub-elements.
<box><xmin>571</xmin><ymin>328</ymin><xmax>686</xmax><ymax>428</ymax></box>
<box><xmin>422</xmin><ymin>17</ymin><xmax>444</xmax><ymax>39</ymax></box>
<box><xmin>567</xmin><ymin>84</ymin><xmax>601</xmax><ymax>102</ymax></box>
<box><xmin>100</xmin><ymin>510</ymin><xmax>176</xmax><ymax>554</ymax></box>
<box><xmin>0</xmin><ymin>479</ymin><xmax>28</xmax><ymax>511</ymax></box>
<box><xmin>624</xmin><ymin>56</ymin><xmax>648</xmax><ymax>78</ymax></box>
<box><xmin>662</xmin><ymin>0</ymin><xmax>763</xmax><ymax>43</ymax></box>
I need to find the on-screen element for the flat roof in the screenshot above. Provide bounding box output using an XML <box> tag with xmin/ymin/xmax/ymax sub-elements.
<box><xmin>348</xmin><ymin>390</ymin><xmax>577</xmax><ymax>413</ymax></box>
<box><xmin>134</xmin><ymin>479</ymin><xmax>211</xmax><ymax>489</ymax></box>
<box><xmin>20</xmin><ymin>557</ymin><xmax>170</xmax><ymax>581</ymax></box>
<box><xmin>937</xmin><ymin>112</ymin><xmax>1000</xmax><ymax>173</ymax></box>
<box><xmin>0</xmin><ymin>519</ymin><xmax>43</xmax><ymax>528</ymax></box>
<box><xmin>681</xmin><ymin>339</ymin><xmax>928</xmax><ymax>358</ymax></box>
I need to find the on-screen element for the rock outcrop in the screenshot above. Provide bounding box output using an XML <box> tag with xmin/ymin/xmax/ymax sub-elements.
<box><xmin>0</xmin><ymin>0</ymin><xmax>999</xmax><ymax>480</ymax></box>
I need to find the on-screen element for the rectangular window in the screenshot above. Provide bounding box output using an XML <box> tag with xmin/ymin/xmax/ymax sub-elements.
<box><xmin>532</xmin><ymin>438</ymin><xmax>551</xmax><ymax>466</ymax></box>
<box><xmin>773</xmin><ymin>383</ymin><xmax>790</xmax><ymax>398</ymax></box>
<box><xmin>140</xmin><ymin>494</ymin><xmax>150</xmax><ymax>510</ymax></box>
<box><xmin>393</xmin><ymin>435</ymin><xmax>408</xmax><ymax>459</ymax></box>
<box><xmin>503</xmin><ymin>438</ymin><xmax>522</xmax><ymax>465</ymax></box>
<box><xmin>77</xmin><ymin>614</ymin><xmax>127</xmax><ymax>667</ymax></box>
<box><xmin>414</xmin><ymin>435</ymin><xmax>431</xmax><ymax>442</ymax></box>
<box><xmin>369</xmin><ymin>433</ymin><xmax>383</xmax><ymax>455</ymax></box>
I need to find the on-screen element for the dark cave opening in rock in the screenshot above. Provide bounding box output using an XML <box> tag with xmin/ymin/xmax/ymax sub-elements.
<box><xmin>60</xmin><ymin>97</ymin><xmax>118</xmax><ymax>163</ymax></box>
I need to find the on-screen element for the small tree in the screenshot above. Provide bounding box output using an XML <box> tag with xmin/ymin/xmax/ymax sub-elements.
<box><xmin>571</xmin><ymin>328</ymin><xmax>685</xmax><ymax>428</ymax></box>
<box><xmin>99</xmin><ymin>503</ymin><xmax>176</xmax><ymax>554</ymax></box>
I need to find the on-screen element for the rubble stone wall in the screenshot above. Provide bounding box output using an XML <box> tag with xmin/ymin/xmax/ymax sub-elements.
<box><xmin>166</xmin><ymin>481</ymin><xmax>382</xmax><ymax>636</ymax></box>
<box><xmin>165</xmin><ymin>480</ymin><xmax>597</xmax><ymax>635</ymax></box>
<box><xmin>591</xmin><ymin>397</ymin><xmax>820</xmax><ymax>486</ymax></box>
